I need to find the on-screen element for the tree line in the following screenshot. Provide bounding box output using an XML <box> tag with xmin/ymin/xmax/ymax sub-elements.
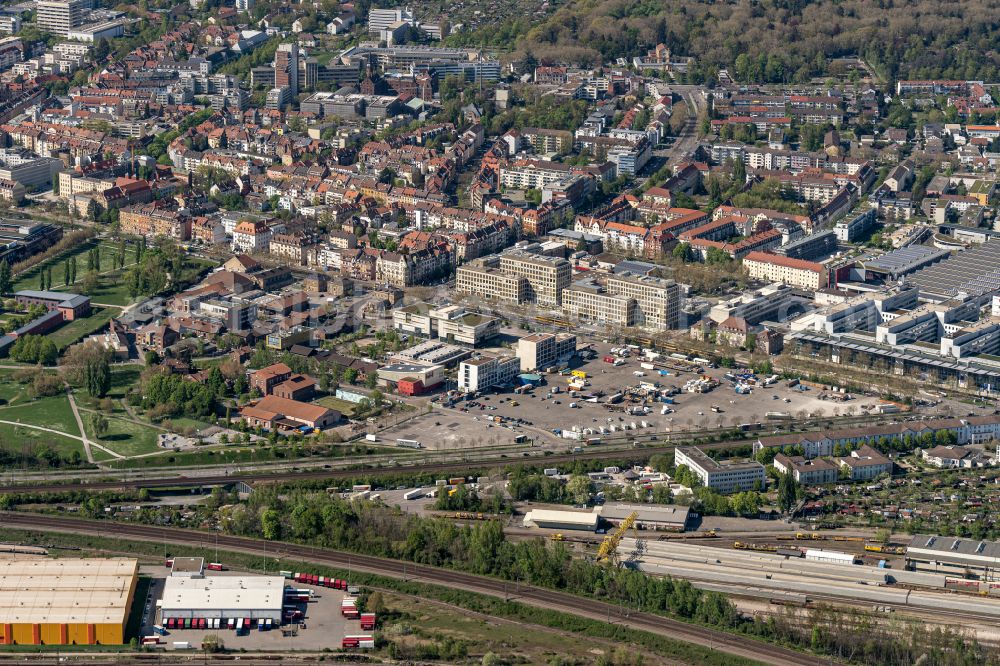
<box><xmin>219</xmin><ymin>485</ymin><xmax>993</xmax><ymax>664</ymax></box>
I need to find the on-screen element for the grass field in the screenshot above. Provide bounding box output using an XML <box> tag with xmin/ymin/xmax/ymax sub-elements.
<box><xmin>80</xmin><ymin>412</ymin><xmax>162</xmax><ymax>457</ymax></box>
<box><xmin>0</xmin><ymin>370</ymin><xmax>45</xmax><ymax>406</ymax></box>
<box><xmin>0</xmin><ymin>422</ymin><xmax>85</xmax><ymax>459</ymax></box>
<box><xmin>13</xmin><ymin>239</ymin><xmax>138</xmax><ymax>293</ymax></box>
<box><xmin>0</xmin><ymin>394</ymin><xmax>80</xmax><ymax>436</ymax></box>
<box><xmin>46</xmin><ymin>306</ymin><xmax>118</xmax><ymax>350</ymax></box>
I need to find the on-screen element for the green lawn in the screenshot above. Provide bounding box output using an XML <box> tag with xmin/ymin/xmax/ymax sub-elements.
<box><xmin>80</xmin><ymin>412</ymin><xmax>162</xmax><ymax>457</ymax></box>
<box><xmin>0</xmin><ymin>422</ymin><xmax>85</xmax><ymax>459</ymax></box>
<box><xmin>0</xmin><ymin>370</ymin><xmax>41</xmax><ymax>406</ymax></box>
<box><xmin>12</xmin><ymin>239</ymin><xmax>137</xmax><ymax>293</ymax></box>
<box><xmin>46</xmin><ymin>306</ymin><xmax>118</xmax><ymax>350</ymax></box>
<box><xmin>61</xmin><ymin>271</ymin><xmax>134</xmax><ymax>306</ymax></box>
<box><xmin>0</xmin><ymin>394</ymin><xmax>80</xmax><ymax>436</ymax></box>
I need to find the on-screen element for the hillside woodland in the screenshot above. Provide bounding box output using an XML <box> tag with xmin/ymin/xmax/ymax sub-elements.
<box><xmin>482</xmin><ymin>0</ymin><xmax>1000</xmax><ymax>84</ymax></box>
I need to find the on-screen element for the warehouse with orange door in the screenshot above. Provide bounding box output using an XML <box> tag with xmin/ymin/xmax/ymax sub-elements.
<box><xmin>0</xmin><ymin>558</ymin><xmax>138</xmax><ymax>645</ymax></box>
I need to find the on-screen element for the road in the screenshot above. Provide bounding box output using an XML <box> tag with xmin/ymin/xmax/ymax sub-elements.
<box><xmin>0</xmin><ymin>512</ymin><xmax>829</xmax><ymax>665</ymax></box>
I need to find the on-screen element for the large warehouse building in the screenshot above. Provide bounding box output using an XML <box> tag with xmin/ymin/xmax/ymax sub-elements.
<box><xmin>0</xmin><ymin>558</ymin><xmax>138</xmax><ymax>645</ymax></box>
<box><xmin>159</xmin><ymin>575</ymin><xmax>285</xmax><ymax>623</ymax></box>
<box><xmin>522</xmin><ymin>509</ymin><xmax>598</xmax><ymax>531</ymax></box>
<box><xmin>906</xmin><ymin>534</ymin><xmax>1000</xmax><ymax>580</ymax></box>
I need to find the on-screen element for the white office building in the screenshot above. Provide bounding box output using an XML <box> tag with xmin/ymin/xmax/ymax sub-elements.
<box><xmin>458</xmin><ymin>355</ymin><xmax>521</xmax><ymax>392</ymax></box>
<box><xmin>675</xmin><ymin>446</ymin><xmax>766</xmax><ymax>494</ymax></box>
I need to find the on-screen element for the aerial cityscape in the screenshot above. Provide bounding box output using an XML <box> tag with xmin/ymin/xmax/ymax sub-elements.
<box><xmin>0</xmin><ymin>0</ymin><xmax>996</xmax><ymax>664</ymax></box>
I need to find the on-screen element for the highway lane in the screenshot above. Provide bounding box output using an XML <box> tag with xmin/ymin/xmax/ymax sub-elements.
<box><xmin>0</xmin><ymin>512</ymin><xmax>829</xmax><ymax>665</ymax></box>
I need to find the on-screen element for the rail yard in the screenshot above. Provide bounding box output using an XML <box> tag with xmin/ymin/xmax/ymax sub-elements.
<box><xmin>0</xmin><ymin>512</ymin><xmax>824</xmax><ymax>666</ymax></box>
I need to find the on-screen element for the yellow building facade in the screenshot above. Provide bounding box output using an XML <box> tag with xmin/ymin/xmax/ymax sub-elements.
<box><xmin>0</xmin><ymin>558</ymin><xmax>138</xmax><ymax>645</ymax></box>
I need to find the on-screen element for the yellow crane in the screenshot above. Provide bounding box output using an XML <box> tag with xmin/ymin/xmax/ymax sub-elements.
<box><xmin>597</xmin><ymin>511</ymin><xmax>638</xmax><ymax>567</ymax></box>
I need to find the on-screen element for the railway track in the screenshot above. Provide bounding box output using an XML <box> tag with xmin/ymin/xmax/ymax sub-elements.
<box><xmin>0</xmin><ymin>412</ymin><xmax>913</xmax><ymax>495</ymax></box>
<box><xmin>0</xmin><ymin>512</ymin><xmax>828</xmax><ymax>665</ymax></box>
<box><xmin>0</xmin><ymin>439</ymin><xmax>730</xmax><ymax>494</ymax></box>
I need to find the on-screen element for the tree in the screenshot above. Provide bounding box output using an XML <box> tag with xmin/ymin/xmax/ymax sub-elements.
<box><xmin>90</xmin><ymin>413</ymin><xmax>109</xmax><ymax>439</ymax></box>
<box><xmin>261</xmin><ymin>508</ymin><xmax>282</xmax><ymax>540</ymax></box>
<box><xmin>94</xmin><ymin>37</ymin><xmax>110</xmax><ymax>61</ymax></box>
<box><xmin>70</xmin><ymin>257</ymin><xmax>77</xmax><ymax>284</ymax></box>
<box><xmin>0</xmin><ymin>260</ymin><xmax>10</xmax><ymax>296</ymax></box>
<box><xmin>777</xmin><ymin>472</ymin><xmax>798</xmax><ymax>513</ymax></box>
<box><xmin>81</xmin><ymin>270</ymin><xmax>100</xmax><ymax>296</ymax></box>
<box><xmin>84</xmin><ymin>353</ymin><xmax>111</xmax><ymax>398</ymax></box>
<box><xmin>566</xmin><ymin>475</ymin><xmax>592</xmax><ymax>505</ymax></box>
<box><xmin>201</xmin><ymin>634</ymin><xmax>224</xmax><ymax>653</ymax></box>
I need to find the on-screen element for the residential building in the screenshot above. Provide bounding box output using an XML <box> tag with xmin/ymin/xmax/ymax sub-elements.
<box><xmin>838</xmin><ymin>445</ymin><xmax>892</xmax><ymax>481</ymax></box>
<box><xmin>274</xmin><ymin>43</ymin><xmax>299</xmax><ymax>99</ymax></box>
<box><xmin>773</xmin><ymin>454</ymin><xmax>839</xmax><ymax>485</ymax></box>
<box><xmin>36</xmin><ymin>0</ymin><xmax>88</xmax><ymax>36</ymax></box>
<box><xmin>743</xmin><ymin>251</ymin><xmax>829</xmax><ymax>290</ymax></box>
<box><xmin>674</xmin><ymin>446</ymin><xmax>766</xmax><ymax>494</ymax></box>
<box><xmin>231</xmin><ymin>218</ymin><xmax>271</xmax><ymax>253</ymax></box>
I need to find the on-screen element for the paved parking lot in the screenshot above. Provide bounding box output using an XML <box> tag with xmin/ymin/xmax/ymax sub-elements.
<box><xmin>140</xmin><ymin>568</ymin><xmax>362</xmax><ymax>651</ymax></box>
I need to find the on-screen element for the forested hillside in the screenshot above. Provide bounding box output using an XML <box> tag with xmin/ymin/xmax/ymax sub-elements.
<box><xmin>476</xmin><ymin>0</ymin><xmax>999</xmax><ymax>84</ymax></box>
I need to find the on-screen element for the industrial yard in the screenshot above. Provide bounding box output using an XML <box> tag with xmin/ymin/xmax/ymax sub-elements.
<box><xmin>132</xmin><ymin>558</ymin><xmax>375</xmax><ymax>651</ymax></box>
<box><xmin>380</xmin><ymin>341</ymin><xmax>893</xmax><ymax>450</ymax></box>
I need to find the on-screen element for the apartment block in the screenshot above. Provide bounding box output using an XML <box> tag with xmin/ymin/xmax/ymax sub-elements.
<box><xmin>742</xmin><ymin>251</ymin><xmax>829</xmax><ymax>290</ymax></box>
<box><xmin>36</xmin><ymin>0</ymin><xmax>88</xmax><ymax>36</ymax></box>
